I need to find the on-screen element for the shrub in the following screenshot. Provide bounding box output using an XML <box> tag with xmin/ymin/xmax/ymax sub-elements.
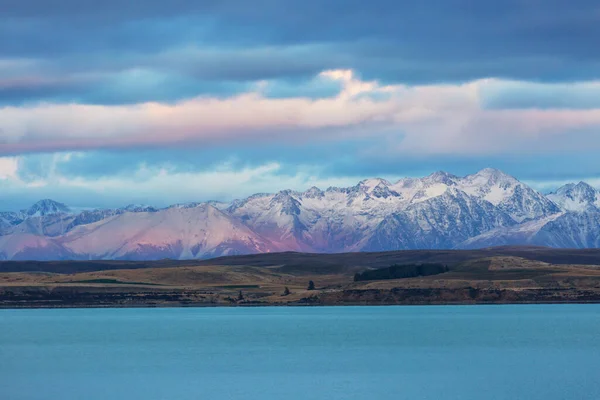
<box><xmin>353</xmin><ymin>263</ymin><xmax>449</xmax><ymax>282</ymax></box>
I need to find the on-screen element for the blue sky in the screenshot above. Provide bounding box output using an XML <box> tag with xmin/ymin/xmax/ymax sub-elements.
<box><xmin>1</xmin><ymin>0</ymin><xmax>600</xmax><ymax>210</ymax></box>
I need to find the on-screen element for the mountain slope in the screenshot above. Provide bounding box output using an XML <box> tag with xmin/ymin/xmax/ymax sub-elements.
<box><xmin>364</xmin><ymin>188</ymin><xmax>516</xmax><ymax>251</ymax></box>
<box><xmin>459</xmin><ymin>211</ymin><xmax>600</xmax><ymax>249</ymax></box>
<box><xmin>59</xmin><ymin>204</ymin><xmax>274</xmax><ymax>260</ymax></box>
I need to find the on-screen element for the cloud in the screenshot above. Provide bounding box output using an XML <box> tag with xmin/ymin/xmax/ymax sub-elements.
<box><xmin>2</xmin><ymin>1</ymin><xmax>600</xmax><ymax>85</ymax></box>
<box><xmin>2</xmin><ymin>69</ymin><xmax>600</xmax><ymax>156</ymax></box>
<box><xmin>0</xmin><ymin>156</ymin><xmax>18</xmax><ymax>180</ymax></box>
<box><xmin>0</xmin><ymin>153</ymin><xmax>367</xmax><ymax>209</ymax></box>
<box><xmin>480</xmin><ymin>79</ymin><xmax>600</xmax><ymax>109</ymax></box>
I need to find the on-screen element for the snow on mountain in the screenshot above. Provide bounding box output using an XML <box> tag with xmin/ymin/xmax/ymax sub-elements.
<box><xmin>120</xmin><ymin>204</ymin><xmax>159</xmax><ymax>213</ymax></box>
<box><xmin>8</xmin><ymin>214</ymin><xmax>76</xmax><ymax>237</ymax></box>
<box><xmin>388</xmin><ymin>171</ymin><xmax>455</xmax><ymax>206</ymax></box>
<box><xmin>458</xmin><ymin>168</ymin><xmax>560</xmax><ymax>222</ymax></box>
<box><xmin>227</xmin><ymin>190</ymin><xmax>315</xmax><ymax>251</ymax></box>
<box><xmin>535</xmin><ymin>211</ymin><xmax>600</xmax><ymax>248</ymax></box>
<box><xmin>547</xmin><ymin>182</ymin><xmax>600</xmax><ymax>212</ymax></box>
<box><xmin>457</xmin><ymin>213</ymin><xmax>566</xmax><ymax>249</ymax></box>
<box><xmin>364</xmin><ymin>187</ymin><xmax>516</xmax><ymax>251</ymax></box>
<box><xmin>385</xmin><ymin>168</ymin><xmax>558</xmax><ymax>223</ymax></box>
<box><xmin>0</xmin><ymin>233</ymin><xmax>73</xmax><ymax>261</ymax></box>
<box><xmin>0</xmin><ymin>168</ymin><xmax>597</xmax><ymax>261</ymax></box>
<box><xmin>60</xmin><ymin>204</ymin><xmax>273</xmax><ymax>260</ymax></box>
<box><xmin>0</xmin><ymin>212</ymin><xmax>24</xmax><ymax>233</ymax></box>
<box><xmin>225</xmin><ymin>172</ymin><xmax>527</xmax><ymax>253</ymax></box>
<box><xmin>0</xmin><ymin>211</ymin><xmax>24</xmax><ymax>226</ymax></box>
<box><xmin>460</xmin><ymin>210</ymin><xmax>600</xmax><ymax>249</ymax></box>
<box><xmin>23</xmin><ymin>199</ymin><xmax>72</xmax><ymax>217</ymax></box>
<box><xmin>65</xmin><ymin>209</ymin><xmax>122</xmax><ymax>232</ymax></box>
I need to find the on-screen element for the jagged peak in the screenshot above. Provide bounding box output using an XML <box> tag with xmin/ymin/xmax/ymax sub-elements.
<box><xmin>469</xmin><ymin>168</ymin><xmax>517</xmax><ymax>181</ymax></box>
<box><xmin>425</xmin><ymin>171</ymin><xmax>459</xmax><ymax>185</ymax></box>
<box><xmin>462</xmin><ymin>168</ymin><xmax>520</xmax><ymax>190</ymax></box>
<box><xmin>551</xmin><ymin>181</ymin><xmax>597</xmax><ymax>196</ymax></box>
<box><xmin>121</xmin><ymin>204</ymin><xmax>158</xmax><ymax>213</ymax></box>
<box><xmin>359</xmin><ymin>177</ymin><xmax>391</xmax><ymax>187</ymax></box>
<box><xmin>392</xmin><ymin>177</ymin><xmax>419</xmax><ymax>188</ymax></box>
<box><xmin>272</xmin><ymin>189</ymin><xmax>301</xmax><ymax>200</ymax></box>
<box><xmin>574</xmin><ymin>181</ymin><xmax>596</xmax><ymax>191</ymax></box>
<box><xmin>166</xmin><ymin>202</ymin><xmax>204</xmax><ymax>210</ymax></box>
<box><xmin>352</xmin><ymin>178</ymin><xmax>392</xmax><ymax>195</ymax></box>
<box><xmin>370</xmin><ymin>184</ymin><xmax>401</xmax><ymax>199</ymax></box>
<box><xmin>206</xmin><ymin>200</ymin><xmax>231</xmax><ymax>210</ymax></box>
<box><xmin>24</xmin><ymin>199</ymin><xmax>71</xmax><ymax>216</ymax></box>
<box><xmin>551</xmin><ymin>183</ymin><xmax>576</xmax><ymax>194</ymax></box>
<box><xmin>270</xmin><ymin>190</ymin><xmax>302</xmax><ymax>214</ymax></box>
<box><xmin>428</xmin><ymin>170</ymin><xmax>458</xmax><ymax>179</ymax></box>
<box><xmin>547</xmin><ymin>181</ymin><xmax>599</xmax><ymax>212</ymax></box>
<box><xmin>303</xmin><ymin>186</ymin><xmax>325</xmax><ymax>198</ymax></box>
<box><xmin>226</xmin><ymin>193</ymin><xmax>273</xmax><ymax>212</ymax></box>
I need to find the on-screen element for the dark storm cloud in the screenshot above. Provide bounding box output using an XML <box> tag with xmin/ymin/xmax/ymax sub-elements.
<box><xmin>1</xmin><ymin>0</ymin><xmax>599</xmax><ymax>86</ymax></box>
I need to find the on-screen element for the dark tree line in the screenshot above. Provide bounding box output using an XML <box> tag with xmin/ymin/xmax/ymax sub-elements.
<box><xmin>354</xmin><ymin>263</ymin><xmax>449</xmax><ymax>282</ymax></box>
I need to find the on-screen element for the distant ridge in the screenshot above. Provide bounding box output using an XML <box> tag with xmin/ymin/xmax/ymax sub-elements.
<box><xmin>3</xmin><ymin>246</ymin><xmax>600</xmax><ymax>274</ymax></box>
<box><xmin>0</xmin><ymin>168</ymin><xmax>599</xmax><ymax>260</ymax></box>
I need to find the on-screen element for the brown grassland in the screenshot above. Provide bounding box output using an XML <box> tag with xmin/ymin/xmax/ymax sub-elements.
<box><xmin>2</xmin><ymin>247</ymin><xmax>600</xmax><ymax>308</ymax></box>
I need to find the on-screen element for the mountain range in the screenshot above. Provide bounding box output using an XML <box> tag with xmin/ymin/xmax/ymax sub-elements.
<box><xmin>0</xmin><ymin>168</ymin><xmax>598</xmax><ymax>261</ymax></box>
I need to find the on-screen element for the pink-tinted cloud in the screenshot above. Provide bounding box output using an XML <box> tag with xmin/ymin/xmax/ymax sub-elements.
<box><xmin>2</xmin><ymin>70</ymin><xmax>600</xmax><ymax>156</ymax></box>
<box><xmin>0</xmin><ymin>156</ymin><xmax>18</xmax><ymax>180</ymax></box>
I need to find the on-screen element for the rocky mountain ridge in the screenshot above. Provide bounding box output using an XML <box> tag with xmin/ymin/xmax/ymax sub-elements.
<box><xmin>0</xmin><ymin>168</ymin><xmax>598</xmax><ymax>260</ymax></box>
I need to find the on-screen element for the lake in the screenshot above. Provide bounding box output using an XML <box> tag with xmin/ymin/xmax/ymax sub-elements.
<box><xmin>1</xmin><ymin>305</ymin><xmax>600</xmax><ymax>400</ymax></box>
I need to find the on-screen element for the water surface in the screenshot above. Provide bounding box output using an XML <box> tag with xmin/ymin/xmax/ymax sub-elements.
<box><xmin>2</xmin><ymin>305</ymin><xmax>600</xmax><ymax>400</ymax></box>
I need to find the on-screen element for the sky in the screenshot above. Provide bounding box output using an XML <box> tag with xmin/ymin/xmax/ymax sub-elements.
<box><xmin>1</xmin><ymin>0</ymin><xmax>600</xmax><ymax>210</ymax></box>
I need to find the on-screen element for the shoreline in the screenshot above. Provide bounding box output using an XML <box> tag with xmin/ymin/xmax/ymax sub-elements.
<box><xmin>3</xmin><ymin>289</ymin><xmax>600</xmax><ymax>309</ymax></box>
<box><xmin>4</xmin><ymin>300</ymin><xmax>600</xmax><ymax>310</ymax></box>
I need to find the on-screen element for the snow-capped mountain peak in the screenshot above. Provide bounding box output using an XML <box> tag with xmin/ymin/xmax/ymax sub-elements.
<box><xmin>547</xmin><ymin>182</ymin><xmax>600</xmax><ymax>212</ymax></box>
<box><xmin>358</xmin><ymin>178</ymin><xmax>392</xmax><ymax>191</ymax></box>
<box><xmin>425</xmin><ymin>171</ymin><xmax>459</xmax><ymax>185</ymax></box>
<box><xmin>23</xmin><ymin>199</ymin><xmax>71</xmax><ymax>217</ymax></box>
<box><xmin>303</xmin><ymin>186</ymin><xmax>325</xmax><ymax>199</ymax></box>
<box><xmin>270</xmin><ymin>190</ymin><xmax>302</xmax><ymax>214</ymax></box>
<box><xmin>456</xmin><ymin>168</ymin><xmax>560</xmax><ymax>222</ymax></box>
<box><xmin>461</xmin><ymin>168</ymin><xmax>518</xmax><ymax>192</ymax></box>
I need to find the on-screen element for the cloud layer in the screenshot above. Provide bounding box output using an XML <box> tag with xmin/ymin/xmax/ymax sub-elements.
<box><xmin>2</xmin><ymin>1</ymin><xmax>600</xmax><ymax>207</ymax></box>
<box><xmin>3</xmin><ymin>70</ymin><xmax>600</xmax><ymax>156</ymax></box>
<box><xmin>0</xmin><ymin>152</ymin><xmax>372</xmax><ymax>210</ymax></box>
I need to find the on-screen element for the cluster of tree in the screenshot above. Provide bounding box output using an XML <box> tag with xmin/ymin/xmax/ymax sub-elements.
<box><xmin>282</xmin><ymin>281</ymin><xmax>315</xmax><ymax>296</ymax></box>
<box><xmin>353</xmin><ymin>263</ymin><xmax>449</xmax><ymax>282</ymax></box>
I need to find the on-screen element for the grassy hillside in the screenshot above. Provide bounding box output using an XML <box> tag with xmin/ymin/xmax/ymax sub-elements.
<box><xmin>3</xmin><ymin>246</ymin><xmax>600</xmax><ymax>274</ymax></box>
<box><xmin>2</xmin><ymin>247</ymin><xmax>600</xmax><ymax>307</ymax></box>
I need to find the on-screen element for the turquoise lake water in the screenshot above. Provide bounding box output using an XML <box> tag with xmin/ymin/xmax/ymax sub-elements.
<box><xmin>1</xmin><ymin>305</ymin><xmax>600</xmax><ymax>400</ymax></box>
